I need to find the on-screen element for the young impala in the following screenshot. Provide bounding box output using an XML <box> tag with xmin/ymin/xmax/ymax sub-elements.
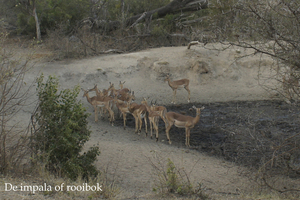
<box><xmin>165</xmin><ymin>106</ymin><xmax>205</xmax><ymax>147</ymax></box>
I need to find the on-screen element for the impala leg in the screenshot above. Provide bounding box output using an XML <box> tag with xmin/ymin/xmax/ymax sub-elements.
<box><xmin>109</xmin><ymin>109</ymin><xmax>114</xmax><ymax>126</ymax></box>
<box><xmin>144</xmin><ymin>116</ymin><xmax>148</xmax><ymax>136</ymax></box>
<box><xmin>185</xmin><ymin>86</ymin><xmax>191</xmax><ymax>103</ymax></box>
<box><xmin>134</xmin><ymin>115</ymin><xmax>139</xmax><ymax>134</ymax></box>
<box><xmin>94</xmin><ymin>106</ymin><xmax>98</xmax><ymax>122</ymax></box>
<box><xmin>185</xmin><ymin>128</ymin><xmax>191</xmax><ymax>147</ymax></box>
<box><xmin>172</xmin><ymin>89</ymin><xmax>177</xmax><ymax>104</ymax></box>
<box><xmin>154</xmin><ymin>119</ymin><xmax>159</xmax><ymax>142</ymax></box>
<box><xmin>165</xmin><ymin>123</ymin><xmax>172</xmax><ymax>144</ymax></box>
<box><xmin>150</xmin><ymin>119</ymin><xmax>153</xmax><ymax>138</ymax></box>
<box><xmin>123</xmin><ymin>113</ymin><xmax>127</xmax><ymax>129</ymax></box>
<box><xmin>138</xmin><ymin>116</ymin><xmax>143</xmax><ymax>135</ymax></box>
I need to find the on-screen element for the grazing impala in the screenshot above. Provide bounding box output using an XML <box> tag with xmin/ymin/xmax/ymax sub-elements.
<box><xmin>165</xmin><ymin>74</ymin><xmax>190</xmax><ymax>104</ymax></box>
<box><xmin>165</xmin><ymin>106</ymin><xmax>205</xmax><ymax>147</ymax></box>
<box><xmin>81</xmin><ymin>88</ymin><xmax>115</xmax><ymax>126</ymax></box>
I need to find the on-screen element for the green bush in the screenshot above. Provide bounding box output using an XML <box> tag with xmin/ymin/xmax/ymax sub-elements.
<box><xmin>32</xmin><ymin>74</ymin><xmax>100</xmax><ymax>181</ymax></box>
<box><xmin>15</xmin><ymin>0</ymin><xmax>91</xmax><ymax>35</ymax></box>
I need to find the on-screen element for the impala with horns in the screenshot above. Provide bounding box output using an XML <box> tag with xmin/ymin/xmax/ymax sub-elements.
<box><xmin>165</xmin><ymin>106</ymin><xmax>205</xmax><ymax>147</ymax></box>
<box><xmin>81</xmin><ymin>88</ymin><xmax>115</xmax><ymax>126</ymax></box>
<box><xmin>109</xmin><ymin>81</ymin><xmax>130</xmax><ymax>97</ymax></box>
<box><xmin>165</xmin><ymin>74</ymin><xmax>190</xmax><ymax>104</ymax></box>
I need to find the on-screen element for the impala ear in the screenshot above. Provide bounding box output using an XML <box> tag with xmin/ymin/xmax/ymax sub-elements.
<box><xmin>192</xmin><ymin>105</ymin><xmax>197</xmax><ymax>110</ymax></box>
<box><xmin>201</xmin><ymin>106</ymin><xmax>205</xmax><ymax>110</ymax></box>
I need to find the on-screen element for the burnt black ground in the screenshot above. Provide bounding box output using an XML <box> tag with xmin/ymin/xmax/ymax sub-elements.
<box><xmin>113</xmin><ymin>100</ymin><xmax>300</xmax><ymax>172</ymax></box>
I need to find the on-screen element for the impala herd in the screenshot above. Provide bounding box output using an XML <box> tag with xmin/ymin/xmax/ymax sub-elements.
<box><xmin>81</xmin><ymin>75</ymin><xmax>204</xmax><ymax>147</ymax></box>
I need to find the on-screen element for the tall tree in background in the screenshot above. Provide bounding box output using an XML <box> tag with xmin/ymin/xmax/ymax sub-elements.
<box><xmin>17</xmin><ymin>0</ymin><xmax>41</xmax><ymax>41</ymax></box>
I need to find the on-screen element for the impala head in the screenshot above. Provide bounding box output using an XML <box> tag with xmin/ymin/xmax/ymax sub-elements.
<box><xmin>150</xmin><ymin>100</ymin><xmax>157</xmax><ymax>110</ymax></box>
<box><xmin>131</xmin><ymin>91</ymin><xmax>135</xmax><ymax>101</ymax></box>
<box><xmin>81</xmin><ymin>88</ymin><xmax>89</xmax><ymax>97</ymax></box>
<box><xmin>119</xmin><ymin>81</ymin><xmax>126</xmax><ymax>89</ymax></box>
<box><xmin>164</xmin><ymin>74</ymin><xmax>170</xmax><ymax>82</ymax></box>
<box><xmin>108</xmin><ymin>82</ymin><xmax>115</xmax><ymax>90</ymax></box>
<box><xmin>89</xmin><ymin>84</ymin><xmax>97</xmax><ymax>92</ymax></box>
<box><xmin>191</xmin><ymin>105</ymin><xmax>205</xmax><ymax>114</ymax></box>
<box><xmin>141</xmin><ymin>97</ymin><xmax>147</xmax><ymax>105</ymax></box>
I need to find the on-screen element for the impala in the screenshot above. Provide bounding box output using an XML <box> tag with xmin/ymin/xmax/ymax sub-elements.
<box><xmin>113</xmin><ymin>94</ymin><xmax>134</xmax><ymax>130</ymax></box>
<box><xmin>127</xmin><ymin>101</ymin><xmax>148</xmax><ymax>135</ymax></box>
<box><xmin>165</xmin><ymin>74</ymin><xmax>190</xmax><ymax>104</ymax></box>
<box><xmin>165</xmin><ymin>106</ymin><xmax>205</xmax><ymax>147</ymax></box>
<box><xmin>141</xmin><ymin>98</ymin><xmax>161</xmax><ymax>141</ymax></box>
<box><xmin>88</xmin><ymin>84</ymin><xmax>108</xmax><ymax>115</ymax></box>
<box><xmin>109</xmin><ymin>81</ymin><xmax>130</xmax><ymax>97</ymax></box>
<box><xmin>89</xmin><ymin>84</ymin><xmax>104</xmax><ymax>97</ymax></box>
<box><xmin>119</xmin><ymin>81</ymin><xmax>126</xmax><ymax>89</ymax></box>
<box><xmin>81</xmin><ymin>88</ymin><xmax>115</xmax><ymax>126</ymax></box>
<box><xmin>141</xmin><ymin>98</ymin><xmax>167</xmax><ymax>124</ymax></box>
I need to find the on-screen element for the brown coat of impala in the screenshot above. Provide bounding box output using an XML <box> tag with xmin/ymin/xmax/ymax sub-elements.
<box><xmin>128</xmin><ymin>102</ymin><xmax>148</xmax><ymax>135</ymax></box>
<box><xmin>141</xmin><ymin>98</ymin><xmax>162</xmax><ymax>141</ymax></box>
<box><xmin>165</xmin><ymin>106</ymin><xmax>205</xmax><ymax>147</ymax></box>
<box><xmin>164</xmin><ymin>74</ymin><xmax>190</xmax><ymax>104</ymax></box>
<box><xmin>113</xmin><ymin>94</ymin><xmax>134</xmax><ymax>130</ymax></box>
<box><xmin>81</xmin><ymin>88</ymin><xmax>115</xmax><ymax>126</ymax></box>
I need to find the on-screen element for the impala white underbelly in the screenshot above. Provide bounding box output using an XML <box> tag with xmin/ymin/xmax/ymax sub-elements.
<box><xmin>174</xmin><ymin>120</ymin><xmax>186</xmax><ymax>128</ymax></box>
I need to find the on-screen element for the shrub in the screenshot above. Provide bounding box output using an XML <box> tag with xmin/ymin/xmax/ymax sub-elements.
<box><xmin>31</xmin><ymin>74</ymin><xmax>100</xmax><ymax>181</ymax></box>
<box><xmin>150</xmin><ymin>155</ymin><xmax>209</xmax><ymax>199</ymax></box>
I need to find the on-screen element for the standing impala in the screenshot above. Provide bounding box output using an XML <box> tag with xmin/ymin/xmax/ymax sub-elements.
<box><xmin>141</xmin><ymin>98</ymin><xmax>162</xmax><ymax>141</ymax></box>
<box><xmin>165</xmin><ymin>106</ymin><xmax>205</xmax><ymax>147</ymax></box>
<box><xmin>81</xmin><ymin>88</ymin><xmax>115</xmax><ymax>126</ymax></box>
<box><xmin>127</xmin><ymin>101</ymin><xmax>148</xmax><ymax>136</ymax></box>
<box><xmin>113</xmin><ymin>94</ymin><xmax>134</xmax><ymax>130</ymax></box>
<box><xmin>165</xmin><ymin>74</ymin><xmax>190</xmax><ymax>104</ymax></box>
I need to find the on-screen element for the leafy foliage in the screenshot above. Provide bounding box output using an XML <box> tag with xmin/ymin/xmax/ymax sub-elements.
<box><xmin>32</xmin><ymin>75</ymin><xmax>100</xmax><ymax>181</ymax></box>
<box><xmin>15</xmin><ymin>0</ymin><xmax>91</xmax><ymax>35</ymax></box>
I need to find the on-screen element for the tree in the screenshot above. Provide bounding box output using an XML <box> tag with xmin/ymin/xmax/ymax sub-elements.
<box><xmin>14</xmin><ymin>0</ymin><xmax>92</xmax><ymax>39</ymax></box>
<box><xmin>90</xmin><ymin>0</ymin><xmax>209</xmax><ymax>31</ymax></box>
<box><xmin>0</xmin><ymin>32</ymin><xmax>32</xmax><ymax>174</ymax></box>
<box><xmin>230</xmin><ymin>0</ymin><xmax>300</xmax><ymax>102</ymax></box>
<box><xmin>17</xmin><ymin>0</ymin><xmax>41</xmax><ymax>41</ymax></box>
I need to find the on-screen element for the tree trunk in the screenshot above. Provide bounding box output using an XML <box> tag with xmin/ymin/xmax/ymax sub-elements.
<box><xmin>93</xmin><ymin>0</ymin><xmax>208</xmax><ymax>31</ymax></box>
<box><xmin>33</xmin><ymin>6</ymin><xmax>41</xmax><ymax>41</ymax></box>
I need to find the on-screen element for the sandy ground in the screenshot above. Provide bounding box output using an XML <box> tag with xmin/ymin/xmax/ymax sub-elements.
<box><xmin>3</xmin><ymin>43</ymin><xmax>280</xmax><ymax>199</ymax></box>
